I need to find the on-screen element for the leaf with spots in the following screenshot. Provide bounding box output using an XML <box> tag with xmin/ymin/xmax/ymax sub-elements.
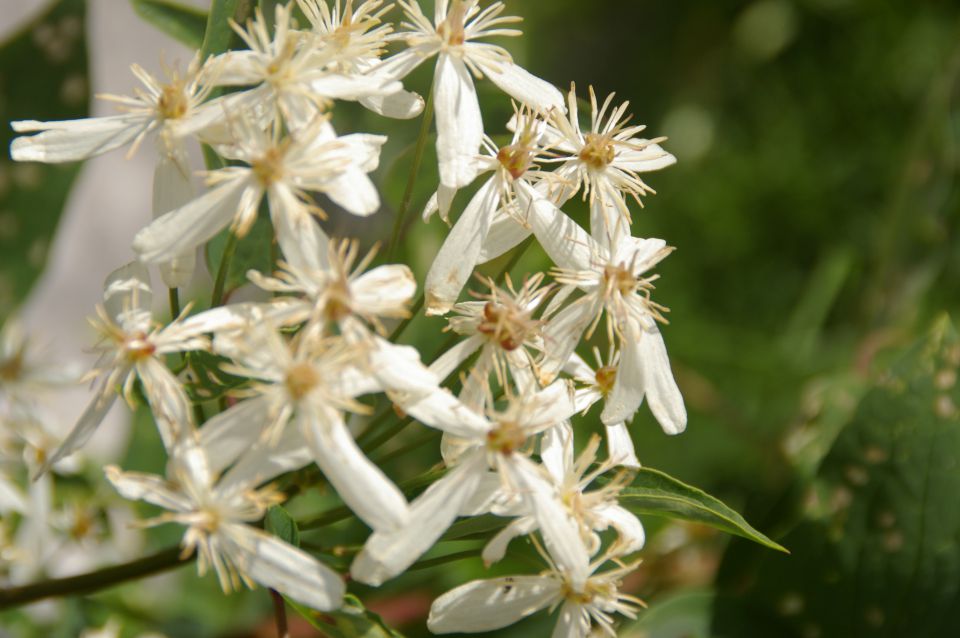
<box><xmin>0</xmin><ymin>0</ymin><xmax>88</xmax><ymax>319</ymax></box>
<box><xmin>288</xmin><ymin>594</ymin><xmax>406</xmax><ymax>638</ymax></box>
<box><xmin>130</xmin><ymin>0</ymin><xmax>208</xmax><ymax>50</ymax></box>
<box><xmin>713</xmin><ymin>314</ymin><xmax>960</xmax><ymax>637</ymax></box>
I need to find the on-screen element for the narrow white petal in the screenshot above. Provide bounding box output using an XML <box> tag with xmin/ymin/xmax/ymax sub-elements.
<box><xmin>618</xmin><ymin>141</ymin><xmax>677</xmax><ymax>172</ymax></box>
<box><xmin>526</xmin><ymin>381</ymin><xmax>579</xmax><ymax>431</ymax></box>
<box><xmin>601</xmin><ymin>322</ymin><xmax>645</xmax><ymax>426</ymax></box>
<box><xmin>139</xmin><ymin>357</ymin><xmax>193</xmax><ymax>448</ymax></box>
<box><xmin>429</xmin><ymin>334</ymin><xmax>484</xmax><ymax>382</ymax></box>
<box><xmin>10</xmin><ymin>115</ymin><xmax>149</xmax><ymax>163</ymax></box>
<box><xmin>616</xmin><ymin>236</ymin><xmax>669</xmax><ymax>276</ymax></box>
<box><xmin>434</xmin><ymin>55</ymin><xmax>483</xmax><ymax>188</ymax></box>
<box><xmin>103</xmin><ymin>262</ymin><xmax>152</xmax><ymax>326</ymax></box>
<box><xmin>605</xmin><ymin>421</ymin><xmax>639</xmax><ymax>468</ymax></box>
<box><xmin>551</xmin><ymin>602</ymin><xmax>591</xmax><ymax>638</ymax></box>
<box><xmin>474</xmin><ymin>57</ymin><xmax>564</xmax><ymax>111</ymax></box>
<box><xmin>325</xmin><ymin>168</ymin><xmax>381</xmax><ymax>216</ymax></box>
<box><xmin>518</xmin><ymin>180</ymin><xmax>595</xmax><ymax>271</ymax></box>
<box><xmin>134</xmin><ymin>176</ymin><xmax>252</xmax><ymax>263</ymax></box>
<box><xmin>104</xmin><ymin>465</ymin><xmax>191</xmax><ymax>512</ymax></box>
<box><xmin>199</xmin><ymin>397</ymin><xmax>272</xmax><ymax>476</ymax></box>
<box><xmin>302</xmin><ymin>405</ymin><xmax>409</xmax><ymax>531</ymax></box>
<box><xmin>352</xmin><ymin>265</ymin><xmax>417</xmax><ymax>316</ymax></box>
<box><xmin>221</xmin><ymin>524</ymin><xmax>345</xmax><ymax>611</ymax></box>
<box><xmin>351</xmin><ymin>451</ymin><xmax>487</xmax><ymax>586</ymax></box>
<box><xmin>427</xmin><ymin>575</ymin><xmax>561</xmax><ymax>634</ymax></box>
<box><xmin>540</xmin><ymin>421</ymin><xmax>574</xmax><ymax>483</ymax></box>
<box><xmin>269</xmin><ymin>186</ymin><xmax>329</xmax><ymax>273</ymax></box>
<box><xmin>425</xmin><ymin>178</ymin><xmax>499</xmax><ymax>315</ymax></box>
<box><xmin>397</xmin><ymin>386</ymin><xmax>491</xmax><ymax>439</ymax></box>
<box><xmin>477</xmin><ymin>210</ymin><xmax>531</xmax><ymax>263</ymax></box>
<box><xmin>639</xmin><ymin>326</ymin><xmax>687</xmax><ymax>435</ymax></box>
<box><xmin>308</xmin><ymin>74</ymin><xmax>402</xmax><ymax>100</ymax></box>
<box><xmin>0</xmin><ymin>478</ymin><xmax>27</xmax><ymax>513</ymax></box>
<box><xmin>216</xmin><ymin>427</ymin><xmax>312</xmax><ymax>495</ymax></box>
<box><xmin>481</xmin><ymin>516</ymin><xmax>537</xmax><ymax>566</ymax></box>
<box><xmin>539</xmin><ymin>299</ymin><xmax>598</xmax><ymax>384</ymax></box>
<box><xmin>153</xmin><ymin>143</ymin><xmax>197</xmax><ymax>288</ymax></box>
<box><xmin>367</xmin><ymin>338</ymin><xmax>439</xmax><ymax>395</ymax></box>
<box><xmin>39</xmin><ymin>383</ymin><xmax>119</xmax><ymax>477</ymax></box>
<box><xmin>370</xmin><ymin>47</ymin><xmax>435</xmax><ymax>83</ymax></box>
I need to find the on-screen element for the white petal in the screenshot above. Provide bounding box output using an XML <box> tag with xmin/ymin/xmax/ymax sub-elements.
<box><xmin>540</xmin><ymin>421</ymin><xmax>574</xmax><ymax>483</ymax></box>
<box><xmin>639</xmin><ymin>326</ymin><xmax>687</xmax><ymax>435</ymax></box>
<box><xmin>217</xmin><ymin>427</ymin><xmax>313</xmax><ymax>495</ymax></box>
<box><xmin>134</xmin><ymin>175</ymin><xmax>252</xmax><ymax>263</ymax></box>
<box><xmin>10</xmin><ymin>115</ymin><xmax>149</xmax><ymax>163</ymax></box>
<box><xmin>477</xmin><ymin>210</ymin><xmax>531</xmax><ymax>263</ymax></box>
<box><xmin>425</xmin><ymin>177</ymin><xmax>499</xmax><ymax>315</ymax></box>
<box><xmin>615</xmin><ymin>236</ymin><xmax>669</xmax><ymax>276</ymax></box>
<box><xmin>352</xmin><ymin>265</ymin><xmax>417</xmax><ymax>316</ymax></box>
<box><xmin>39</xmin><ymin>382</ymin><xmax>119</xmax><ymax>477</ymax></box>
<box><xmin>370</xmin><ymin>47</ymin><xmax>435</xmax><ymax>83</ymax></box>
<box><xmin>104</xmin><ymin>465</ymin><xmax>190</xmax><ymax>512</ymax></box>
<box><xmin>427</xmin><ymin>574</ymin><xmax>561</xmax><ymax>634</ymax></box>
<box><xmin>138</xmin><ymin>357</ymin><xmax>193</xmax><ymax>448</ymax></box>
<box><xmin>518</xmin><ymin>180</ymin><xmax>596</xmax><ymax>271</ymax></box>
<box><xmin>153</xmin><ymin>143</ymin><xmax>198</xmax><ymax>288</ymax></box>
<box><xmin>325</xmin><ymin>168</ymin><xmax>381</xmax><ymax>216</ymax></box>
<box><xmin>429</xmin><ymin>334</ymin><xmax>484</xmax><ymax>382</ymax></box>
<box><xmin>199</xmin><ymin>396</ymin><xmax>271</xmax><ymax>476</ymax></box>
<box><xmin>539</xmin><ymin>299</ymin><xmax>598</xmax><ymax>384</ymax></box>
<box><xmin>481</xmin><ymin>516</ymin><xmax>537</xmax><ymax>566</ymax></box>
<box><xmin>605</xmin><ymin>421</ymin><xmax>639</xmax><ymax>469</ymax></box>
<box><xmin>434</xmin><ymin>55</ymin><xmax>483</xmax><ymax>188</ymax></box>
<box><xmin>601</xmin><ymin>322</ymin><xmax>645</xmax><ymax>426</ymax></box>
<box><xmin>473</xmin><ymin>57</ymin><xmax>564</xmax><ymax>111</ymax></box>
<box><xmin>0</xmin><ymin>477</ymin><xmax>27</xmax><ymax>513</ymax></box>
<box><xmin>269</xmin><ymin>186</ymin><xmax>329</xmax><ymax>273</ymax></box>
<box><xmin>308</xmin><ymin>73</ymin><xmax>401</xmax><ymax>100</ymax></box>
<box><xmin>302</xmin><ymin>405</ymin><xmax>409</xmax><ymax>531</ymax></box>
<box><xmin>524</xmin><ymin>381</ymin><xmax>579</xmax><ymax>432</ymax></box>
<box><xmin>592</xmin><ymin>503</ymin><xmax>645</xmax><ymax>554</ymax></box>
<box><xmin>103</xmin><ymin>262</ymin><xmax>152</xmax><ymax>326</ymax></box>
<box><xmin>397</xmin><ymin>386</ymin><xmax>491</xmax><ymax>439</ymax></box>
<box><xmin>220</xmin><ymin>524</ymin><xmax>345</xmax><ymax>611</ymax></box>
<box><xmin>551</xmin><ymin>602</ymin><xmax>591</xmax><ymax>638</ymax></box>
<box><xmin>350</xmin><ymin>451</ymin><xmax>487</xmax><ymax>586</ymax></box>
<box><xmin>617</xmin><ymin>141</ymin><xmax>677</xmax><ymax>172</ymax></box>
<box><xmin>367</xmin><ymin>338</ymin><xmax>439</xmax><ymax>395</ymax></box>
<box><xmin>360</xmin><ymin>89</ymin><xmax>426</xmax><ymax>120</ymax></box>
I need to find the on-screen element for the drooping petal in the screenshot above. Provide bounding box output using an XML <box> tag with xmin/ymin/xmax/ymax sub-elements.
<box><xmin>360</xmin><ymin>89</ymin><xmax>426</xmax><ymax>120</ymax></box>
<box><xmin>37</xmin><ymin>381</ymin><xmax>120</xmax><ymax>477</ymax></box>
<box><xmin>540</xmin><ymin>421</ymin><xmax>574</xmax><ymax>483</ymax></box>
<box><xmin>601</xmin><ymin>320</ymin><xmax>645</xmax><ymax>426</ymax></box>
<box><xmin>433</xmin><ymin>54</ymin><xmax>483</xmax><ymax>189</ymax></box>
<box><xmin>604</xmin><ymin>421</ymin><xmax>639</xmax><ymax>468</ymax></box>
<box><xmin>639</xmin><ymin>326</ymin><xmax>686</xmax><ymax>435</ymax></box>
<box><xmin>592</xmin><ymin>503</ymin><xmax>645</xmax><ymax>554</ymax></box>
<box><xmin>395</xmin><ymin>386</ymin><xmax>491</xmax><ymax>439</ymax></box>
<box><xmin>153</xmin><ymin>141</ymin><xmax>197</xmax><ymax>288</ymax></box>
<box><xmin>538</xmin><ymin>299</ymin><xmax>599</xmax><ymax>385</ymax></box>
<box><xmin>302</xmin><ymin>404</ymin><xmax>409</xmax><ymax>531</ymax></box>
<box><xmin>138</xmin><ymin>356</ymin><xmax>194</xmax><ymax>448</ymax></box>
<box><xmin>10</xmin><ymin>114</ymin><xmax>150</xmax><ymax>163</ymax></box>
<box><xmin>351</xmin><ymin>451</ymin><xmax>487</xmax><ymax>586</ymax></box>
<box><xmin>425</xmin><ymin>177</ymin><xmax>499</xmax><ymax>315</ymax></box>
<box><xmin>427</xmin><ymin>574</ymin><xmax>561</xmax><ymax>634</ymax></box>
<box><xmin>134</xmin><ymin>175</ymin><xmax>252</xmax><ymax>263</ymax></box>
<box><xmin>104</xmin><ymin>465</ymin><xmax>191</xmax><ymax>512</ymax></box>
<box><xmin>481</xmin><ymin>516</ymin><xmax>537</xmax><ymax>566</ymax></box>
<box><xmin>220</xmin><ymin>524</ymin><xmax>345</xmax><ymax>611</ymax></box>
<box><xmin>472</xmin><ymin>56</ymin><xmax>564</xmax><ymax>112</ymax></box>
<box><xmin>268</xmin><ymin>185</ymin><xmax>329</xmax><ymax>273</ymax></box>
<box><xmin>199</xmin><ymin>396</ymin><xmax>272</xmax><ymax>476</ymax></box>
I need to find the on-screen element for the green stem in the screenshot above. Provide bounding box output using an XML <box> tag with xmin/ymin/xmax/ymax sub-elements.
<box><xmin>387</xmin><ymin>92</ymin><xmax>435</xmax><ymax>259</ymax></box>
<box><xmin>168</xmin><ymin>287</ymin><xmax>181</xmax><ymax>319</ymax></box>
<box><xmin>0</xmin><ymin>547</ymin><xmax>191</xmax><ymax>610</ymax></box>
<box><xmin>211</xmin><ymin>232</ymin><xmax>239</xmax><ymax>307</ymax></box>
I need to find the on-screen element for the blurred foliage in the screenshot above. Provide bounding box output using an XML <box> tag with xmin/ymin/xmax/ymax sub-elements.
<box><xmin>0</xmin><ymin>0</ymin><xmax>88</xmax><ymax>320</ymax></box>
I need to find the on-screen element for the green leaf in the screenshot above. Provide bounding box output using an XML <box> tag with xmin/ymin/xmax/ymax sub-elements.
<box><xmin>200</xmin><ymin>0</ymin><xmax>256</xmax><ymax>60</ymax></box>
<box><xmin>129</xmin><ymin>0</ymin><xmax>208</xmax><ymax>49</ymax></box>
<box><xmin>0</xmin><ymin>0</ymin><xmax>88</xmax><ymax>320</ymax></box>
<box><xmin>288</xmin><ymin>594</ymin><xmax>405</xmax><ymax>638</ymax></box>
<box><xmin>714</xmin><ymin>315</ymin><xmax>960</xmax><ymax>636</ymax></box>
<box><xmin>618</xmin><ymin>467</ymin><xmax>788</xmax><ymax>553</ymax></box>
<box><xmin>264</xmin><ymin>506</ymin><xmax>300</xmax><ymax>547</ymax></box>
<box><xmin>203</xmin><ymin>208</ymin><xmax>274</xmax><ymax>300</ymax></box>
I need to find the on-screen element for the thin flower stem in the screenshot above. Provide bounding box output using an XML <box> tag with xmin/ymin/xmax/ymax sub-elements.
<box><xmin>168</xmin><ymin>287</ymin><xmax>181</xmax><ymax>319</ymax></box>
<box><xmin>387</xmin><ymin>91</ymin><xmax>435</xmax><ymax>260</ymax></box>
<box><xmin>0</xmin><ymin>547</ymin><xmax>191</xmax><ymax>610</ymax></box>
<box><xmin>211</xmin><ymin>232</ymin><xmax>239</xmax><ymax>307</ymax></box>
<box><xmin>373</xmin><ymin>429</ymin><xmax>438</xmax><ymax>466</ymax></box>
<box><xmin>270</xmin><ymin>589</ymin><xmax>289</xmax><ymax>638</ymax></box>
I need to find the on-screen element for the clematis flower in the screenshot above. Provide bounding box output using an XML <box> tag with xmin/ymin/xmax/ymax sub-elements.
<box><xmin>375</xmin><ymin>0</ymin><xmax>564</xmax><ymax>188</ymax></box>
<box><xmin>132</xmin><ymin>115</ymin><xmax>385</xmax><ymax>274</ymax></box>
<box><xmin>106</xmin><ymin>438</ymin><xmax>345</xmax><ymax>610</ymax></box>
<box><xmin>538</xmin><ymin>84</ymin><xmax>676</xmax><ymax>248</ymax></box>
<box><xmin>351</xmin><ymin>381</ymin><xmax>589</xmax><ymax>587</ymax></box>
<box><xmin>427</xmin><ymin>556</ymin><xmax>644</xmax><ymax>637</ymax></box>
<box><xmin>525</xmin><ymin>186</ymin><xmax>687</xmax><ymax>435</ymax></box>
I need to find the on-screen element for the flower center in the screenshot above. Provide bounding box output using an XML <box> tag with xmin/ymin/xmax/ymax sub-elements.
<box><xmin>580</xmin><ymin>133</ymin><xmax>615</xmax><ymax>170</ymax></box>
<box><xmin>595</xmin><ymin>365</ymin><xmax>617</xmax><ymax>395</ymax></box>
<box><xmin>323</xmin><ymin>277</ymin><xmax>353</xmax><ymax>323</ymax></box>
<box><xmin>437</xmin><ymin>0</ymin><xmax>467</xmax><ymax>47</ymax></box>
<box><xmin>0</xmin><ymin>349</ymin><xmax>24</xmax><ymax>382</ymax></box>
<box><xmin>252</xmin><ymin>146</ymin><xmax>286</xmax><ymax>186</ymax></box>
<box><xmin>286</xmin><ymin>362</ymin><xmax>320</xmax><ymax>401</ymax></box>
<box><xmin>486</xmin><ymin>420</ymin><xmax>527</xmax><ymax>455</ymax></box>
<box><xmin>497</xmin><ymin>142</ymin><xmax>535</xmax><ymax>180</ymax></box>
<box><xmin>603</xmin><ymin>264</ymin><xmax>637</xmax><ymax>297</ymax></box>
<box><xmin>124</xmin><ymin>333</ymin><xmax>156</xmax><ymax>361</ymax></box>
<box><xmin>157</xmin><ymin>82</ymin><xmax>189</xmax><ymax>120</ymax></box>
<box><xmin>477</xmin><ymin>301</ymin><xmax>535</xmax><ymax>351</ymax></box>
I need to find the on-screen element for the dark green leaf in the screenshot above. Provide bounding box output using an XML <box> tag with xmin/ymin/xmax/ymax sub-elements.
<box><xmin>0</xmin><ymin>0</ymin><xmax>88</xmax><ymax>320</ymax></box>
<box><xmin>200</xmin><ymin>0</ymin><xmax>256</xmax><ymax>60</ymax></box>
<box><xmin>714</xmin><ymin>315</ymin><xmax>960</xmax><ymax>636</ymax></box>
<box><xmin>619</xmin><ymin>467</ymin><xmax>788</xmax><ymax>553</ymax></box>
<box><xmin>265</xmin><ymin>505</ymin><xmax>300</xmax><ymax>547</ymax></box>
<box><xmin>203</xmin><ymin>208</ymin><xmax>274</xmax><ymax>300</ymax></box>
<box><xmin>130</xmin><ymin>0</ymin><xmax>208</xmax><ymax>49</ymax></box>
<box><xmin>288</xmin><ymin>594</ymin><xmax>405</xmax><ymax>638</ymax></box>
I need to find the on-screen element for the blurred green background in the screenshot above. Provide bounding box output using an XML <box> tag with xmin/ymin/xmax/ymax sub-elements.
<box><xmin>2</xmin><ymin>0</ymin><xmax>960</xmax><ymax>636</ymax></box>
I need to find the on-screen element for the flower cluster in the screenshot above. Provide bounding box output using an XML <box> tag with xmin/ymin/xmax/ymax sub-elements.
<box><xmin>7</xmin><ymin>1</ymin><xmax>687</xmax><ymax>635</ymax></box>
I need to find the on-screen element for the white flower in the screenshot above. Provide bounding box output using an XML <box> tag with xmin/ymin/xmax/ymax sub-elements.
<box><xmin>297</xmin><ymin>0</ymin><xmax>426</xmax><ymax>119</ymax></box>
<box><xmin>0</xmin><ymin>318</ymin><xmax>80</xmax><ymax>414</ymax></box>
<box><xmin>424</xmin><ymin>108</ymin><xmax>554</xmax><ymax>314</ymax></box>
<box><xmin>540</xmin><ymin>84</ymin><xmax>676</xmax><ymax>248</ymax></box>
<box><xmin>132</xmin><ymin>116</ymin><xmax>385</xmax><ymax>273</ymax></box>
<box><xmin>375</xmin><ymin>0</ymin><xmax>564</xmax><ymax>188</ymax></box>
<box><xmin>199</xmin><ymin>324</ymin><xmax>415</xmax><ymax>531</ymax></box>
<box><xmin>10</xmin><ymin>58</ymin><xmax>220</xmax><ymax>164</ymax></box>
<box><xmin>351</xmin><ymin>382</ymin><xmax>589</xmax><ymax>587</ymax></box>
<box><xmin>427</xmin><ymin>557</ymin><xmax>644</xmax><ymax>637</ymax></box>
<box><xmin>106</xmin><ymin>438</ymin><xmax>344</xmax><ymax>611</ymax></box>
<box><xmin>38</xmin><ymin>263</ymin><xmax>213</xmax><ymax>475</ymax></box>
<box><xmin>525</xmin><ymin>189</ymin><xmax>687</xmax><ymax>435</ymax></box>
